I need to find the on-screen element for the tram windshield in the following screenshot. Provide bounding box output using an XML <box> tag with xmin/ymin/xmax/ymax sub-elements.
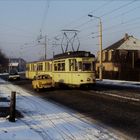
<box><xmin>69</xmin><ymin>59</ymin><xmax>94</xmax><ymax>72</ymax></box>
<box><xmin>83</xmin><ymin>62</ymin><xmax>92</xmax><ymax>71</ymax></box>
<box><xmin>78</xmin><ymin>61</ymin><xmax>94</xmax><ymax>71</ymax></box>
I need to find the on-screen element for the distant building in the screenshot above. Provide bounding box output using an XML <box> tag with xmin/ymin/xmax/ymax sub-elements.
<box><xmin>9</xmin><ymin>58</ymin><xmax>26</xmax><ymax>72</ymax></box>
<box><xmin>96</xmin><ymin>33</ymin><xmax>140</xmax><ymax>81</ymax></box>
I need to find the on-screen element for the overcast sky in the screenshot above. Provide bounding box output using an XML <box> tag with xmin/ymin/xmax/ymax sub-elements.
<box><xmin>0</xmin><ymin>0</ymin><xmax>140</xmax><ymax>61</ymax></box>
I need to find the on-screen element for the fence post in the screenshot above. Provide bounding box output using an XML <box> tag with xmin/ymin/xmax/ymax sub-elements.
<box><xmin>9</xmin><ymin>91</ymin><xmax>16</xmax><ymax>122</ymax></box>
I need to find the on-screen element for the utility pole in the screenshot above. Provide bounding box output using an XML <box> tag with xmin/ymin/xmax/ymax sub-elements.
<box><xmin>9</xmin><ymin>58</ymin><xmax>10</xmax><ymax>73</ymax></box>
<box><xmin>88</xmin><ymin>14</ymin><xmax>103</xmax><ymax>80</ymax></box>
<box><xmin>45</xmin><ymin>35</ymin><xmax>47</xmax><ymax>60</ymax></box>
<box><xmin>38</xmin><ymin>34</ymin><xmax>47</xmax><ymax>60</ymax></box>
<box><xmin>99</xmin><ymin>18</ymin><xmax>103</xmax><ymax>80</ymax></box>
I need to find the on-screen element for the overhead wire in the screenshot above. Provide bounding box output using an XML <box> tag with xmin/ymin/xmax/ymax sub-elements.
<box><xmin>100</xmin><ymin>0</ymin><xmax>137</xmax><ymax>18</ymax></box>
<box><xmin>50</xmin><ymin>0</ymin><xmax>136</xmax><ymax>43</ymax></box>
<box><xmin>77</xmin><ymin>0</ymin><xmax>139</xmax><ymax>40</ymax></box>
<box><xmin>48</xmin><ymin>0</ymin><xmax>113</xmax><ymax>40</ymax></box>
<box><xmin>103</xmin><ymin>4</ymin><xmax>140</xmax><ymax>23</ymax></box>
<box><xmin>40</xmin><ymin>0</ymin><xmax>50</xmax><ymax>33</ymax></box>
<box><xmin>77</xmin><ymin>0</ymin><xmax>138</xmax><ymax>35</ymax></box>
<box><xmin>84</xmin><ymin>15</ymin><xmax>140</xmax><ymax>36</ymax></box>
<box><xmin>61</xmin><ymin>0</ymin><xmax>113</xmax><ymax>29</ymax></box>
<box><xmin>23</xmin><ymin>0</ymin><xmax>139</xmax><ymax>58</ymax></box>
<box><xmin>81</xmin><ymin>19</ymin><xmax>140</xmax><ymax>41</ymax></box>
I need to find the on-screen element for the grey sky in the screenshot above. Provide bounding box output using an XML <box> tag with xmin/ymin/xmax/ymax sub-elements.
<box><xmin>0</xmin><ymin>0</ymin><xmax>140</xmax><ymax>61</ymax></box>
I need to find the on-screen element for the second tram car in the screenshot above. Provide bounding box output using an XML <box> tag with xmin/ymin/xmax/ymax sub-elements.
<box><xmin>26</xmin><ymin>51</ymin><xmax>96</xmax><ymax>87</ymax></box>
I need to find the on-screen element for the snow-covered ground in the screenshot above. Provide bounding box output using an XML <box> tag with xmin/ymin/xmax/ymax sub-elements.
<box><xmin>0</xmin><ymin>78</ymin><xmax>127</xmax><ymax>140</ymax></box>
<box><xmin>97</xmin><ymin>79</ymin><xmax>140</xmax><ymax>88</ymax></box>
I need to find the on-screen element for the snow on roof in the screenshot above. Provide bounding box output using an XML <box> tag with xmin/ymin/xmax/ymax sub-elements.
<box><xmin>117</xmin><ymin>36</ymin><xmax>140</xmax><ymax>50</ymax></box>
<box><xmin>9</xmin><ymin>62</ymin><xmax>19</xmax><ymax>67</ymax></box>
<box><xmin>104</xmin><ymin>34</ymin><xmax>140</xmax><ymax>51</ymax></box>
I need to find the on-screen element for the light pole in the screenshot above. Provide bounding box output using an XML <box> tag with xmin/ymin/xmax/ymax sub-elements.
<box><xmin>88</xmin><ymin>14</ymin><xmax>103</xmax><ymax>80</ymax></box>
<box><xmin>44</xmin><ymin>35</ymin><xmax>47</xmax><ymax>60</ymax></box>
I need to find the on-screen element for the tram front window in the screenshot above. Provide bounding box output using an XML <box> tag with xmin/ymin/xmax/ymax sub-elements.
<box><xmin>83</xmin><ymin>63</ymin><xmax>92</xmax><ymax>71</ymax></box>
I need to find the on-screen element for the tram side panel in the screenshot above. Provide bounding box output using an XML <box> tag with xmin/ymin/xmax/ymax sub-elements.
<box><xmin>25</xmin><ymin>61</ymin><xmax>53</xmax><ymax>79</ymax></box>
<box><xmin>52</xmin><ymin>57</ymin><xmax>96</xmax><ymax>87</ymax></box>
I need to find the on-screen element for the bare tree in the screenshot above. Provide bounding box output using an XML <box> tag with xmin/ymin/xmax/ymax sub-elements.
<box><xmin>0</xmin><ymin>49</ymin><xmax>8</xmax><ymax>72</ymax></box>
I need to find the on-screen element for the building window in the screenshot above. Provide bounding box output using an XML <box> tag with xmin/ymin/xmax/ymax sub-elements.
<box><xmin>108</xmin><ymin>50</ymin><xmax>112</xmax><ymax>61</ymax></box>
<box><xmin>102</xmin><ymin>51</ymin><xmax>106</xmax><ymax>61</ymax></box>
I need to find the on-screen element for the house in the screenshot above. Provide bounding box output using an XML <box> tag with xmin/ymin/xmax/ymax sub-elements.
<box><xmin>9</xmin><ymin>58</ymin><xmax>26</xmax><ymax>72</ymax></box>
<box><xmin>96</xmin><ymin>33</ymin><xmax>140</xmax><ymax>81</ymax></box>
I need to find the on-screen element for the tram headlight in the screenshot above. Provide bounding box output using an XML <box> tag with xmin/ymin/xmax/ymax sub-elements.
<box><xmin>87</xmin><ymin>78</ymin><xmax>91</xmax><ymax>81</ymax></box>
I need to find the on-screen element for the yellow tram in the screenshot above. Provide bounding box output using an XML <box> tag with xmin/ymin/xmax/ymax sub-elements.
<box><xmin>26</xmin><ymin>51</ymin><xmax>96</xmax><ymax>87</ymax></box>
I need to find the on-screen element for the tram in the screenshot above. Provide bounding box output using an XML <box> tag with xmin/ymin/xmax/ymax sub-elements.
<box><xmin>25</xmin><ymin>51</ymin><xmax>96</xmax><ymax>87</ymax></box>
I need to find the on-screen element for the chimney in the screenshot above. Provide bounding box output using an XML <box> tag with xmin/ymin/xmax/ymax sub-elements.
<box><xmin>124</xmin><ymin>33</ymin><xmax>129</xmax><ymax>40</ymax></box>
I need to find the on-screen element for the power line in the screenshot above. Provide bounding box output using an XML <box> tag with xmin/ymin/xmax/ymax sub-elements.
<box><xmin>103</xmin><ymin>4</ymin><xmax>140</xmax><ymax>23</ymax></box>
<box><xmin>48</xmin><ymin>1</ymin><xmax>113</xmax><ymax>40</ymax></box>
<box><xmin>40</xmin><ymin>0</ymin><xmax>50</xmax><ymax>33</ymax></box>
<box><xmin>101</xmin><ymin>0</ymin><xmax>136</xmax><ymax>17</ymax></box>
<box><xmin>61</xmin><ymin>0</ymin><xmax>112</xmax><ymax>29</ymax></box>
<box><xmin>75</xmin><ymin>1</ymin><xmax>140</xmax><ymax>37</ymax></box>
<box><xmin>81</xmin><ymin>20</ymin><xmax>140</xmax><ymax>41</ymax></box>
<box><xmin>50</xmin><ymin>0</ymin><xmax>136</xmax><ymax>43</ymax></box>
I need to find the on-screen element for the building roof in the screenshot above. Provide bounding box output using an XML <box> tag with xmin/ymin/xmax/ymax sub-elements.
<box><xmin>104</xmin><ymin>33</ymin><xmax>140</xmax><ymax>51</ymax></box>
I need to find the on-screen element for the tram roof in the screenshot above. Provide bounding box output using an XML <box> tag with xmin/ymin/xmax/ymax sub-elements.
<box><xmin>27</xmin><ymin>51</ymin><xmax>94</xmax><ymax>64</ymax></box>
<box><xmin>53</xmin><ymin>51</ymin><xmax>95</xmax><ymax>60</ymax></box>
<box><xmin>27</xmin><ymin>58</ymin><xmax>52</xmax><ymax>64</ymax></box>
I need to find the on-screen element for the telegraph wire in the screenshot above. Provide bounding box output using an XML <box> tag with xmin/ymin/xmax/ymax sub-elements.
<box><xmin>48</xmin><ymin>0</ymin><xmax>113</xmax><ymax>40</ymax></box>
<box><xmin>103</xmin><ymin>4</ymin><xmax>140</xmax><ymax>23</ymax></box>
<box><xmin>78</xmin><ymin>0</ymin><xmax>138</xmax><ymax>32</ymax></box>
<box><xmin>83</xmin><ymin>15</ymin><xmax>140</xmax><ymax>36</ymax></box>
<box><xmin>50</xmin><ymin>0</ymin><xmax>136</xmax><ymax>42</ymax></box>
<box><xmin>40</xmin><ymin>0</ymin><xmax>50</xmax><ymax>33</ymax></box>
<box><xmin>101</xmin><ymin>0</ymin><xmax>136</xmax><ymax>17</ymax></box>
<box><xmin>22</xmin><ymin>0</ymin><xmax>139</xmax><ymax>58</ymax></box>
<box><xmin>75</xmin><ymin>1</ymin><xmax>139</xmax><ymax>37</ymax></box>
<box><xmin>60</xmin><ymin>0</ymin><xmax>112</xmax><ymax>29</ymax></box>
<box><xmin>70</xmin><ymin>0</ymin><xmax>137</xmax><ymax>32</ymax></box>
<box><xmin>80</xmin><ymin>20</ymin><xmax>140</xmax><ymax>41</ymax></box>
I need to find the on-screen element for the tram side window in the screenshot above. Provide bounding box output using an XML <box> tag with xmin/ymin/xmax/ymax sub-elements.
<box><xmin>56</xmin><ymin>63</ymin><xmax>65</xmax><ymax>71</ymax></box>
<box><xmin>78</xmin><ymin>62</ymin><xmax>82</xmax><ymax>71</ymax></box>
<box><xmin>69</xmin><ymin>59</ymin><xmax>78</xmax><ymax>71</ymax></box>
<box><xmin>54</xmin><ymin>64</ymin><xmax>57</xmax><ymax>71</ymax></box>
<box><xmin>83</xmin><ymin>62</ymin><xmax>92</xmax><ymax>71</ymax></box>
<box><xmin>58</xmin><ymin>63</ymin><xmax>61</xmax><ymax>71</ymax></box>
<box><xmin>31</xmin><ymin>64</ymin><xmax>36</xmax><ymax>71</ymax></box>
<box><xmin>45</xmin><ymin>62</ymin><xmax>51</xmax><ymax>71</ymax></box>
<box><xmin>37</xmin><ymin>63</ymin><xmax>43</xmax><ymax>71</ymax></box>
<box><xmin>48</xmin><ymin>63</ymin><xmax>51</xmax><ymax>71</ymax></box>
<box><xmin>31</xmin><ymin>64</ymin><xmax>34</xmax><ymax>71</ymax></box>
<box><xmin>62</xmin><ymin>63</ymin><xmax>65</xmax><ymax>71</ymax></box>
<box><xmin>45</xmin><ymin>62</ymin><xmax>47</xmax><ymax>71</ymax></box>
<box><xmin>92</xmin><ymin>62</ymin><xmax>95</xmax><ymax>71</ymax></box>
<box><xmin>26</xmin><ymin>65</ymin><xmax>29</xmax><ymax>71</ymax></box>
<box><xmin>29</xmin><ymin>65</ymin><xmax>31</xmax><ymax>71</ymax></box>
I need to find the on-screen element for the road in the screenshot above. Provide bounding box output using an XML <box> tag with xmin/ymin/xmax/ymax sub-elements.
<box><xmin>1</xmin><ymin>73</ymin><xmax>140</xmax><ymax>139</ymax></box>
